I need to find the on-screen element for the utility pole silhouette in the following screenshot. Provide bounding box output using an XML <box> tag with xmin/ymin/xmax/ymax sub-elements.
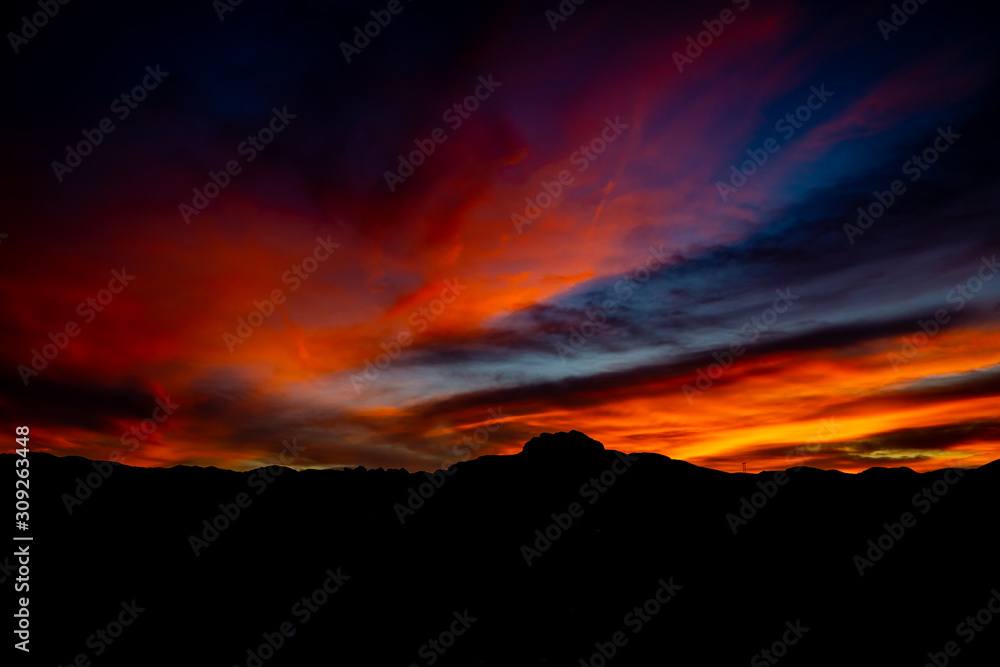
<box><xmin>742</xmin><ymin>462</ymin><xmax>746</xmax><ymax>474</ymax></box>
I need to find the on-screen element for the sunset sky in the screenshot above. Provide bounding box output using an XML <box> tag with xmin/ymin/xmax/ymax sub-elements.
<box><xmin>3</xmin><ymin>0</ymin><xmax>999</xmax><ymax>473</ymax></box>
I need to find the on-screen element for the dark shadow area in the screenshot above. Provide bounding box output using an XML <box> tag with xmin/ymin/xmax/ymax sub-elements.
<box><xmin>9</xmin><ymin>431</ymin><xmax>1000</xmax><ymax>666</ymax></box>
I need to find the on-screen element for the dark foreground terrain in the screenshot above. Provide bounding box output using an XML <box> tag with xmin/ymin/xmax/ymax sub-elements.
<box><xmin>7</xmin><ymin>431</ymin><xmax>1000</xmax><ymax>666</ymax></box>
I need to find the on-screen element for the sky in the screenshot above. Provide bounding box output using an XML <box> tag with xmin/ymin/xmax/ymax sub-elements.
<box><xmin>2</xmin><ymin>0</ymin><xmax>999</xmax><ymax>473</ymax></box>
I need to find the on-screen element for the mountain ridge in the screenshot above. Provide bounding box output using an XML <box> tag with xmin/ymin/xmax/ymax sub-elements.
<box><xmin>12</xmin><ymin>430</ymin><xmax>1000</xmax><ymax>666</ymax></box>
<box><xmin>11</xmin><ymin>428</ymin><xmax>993</xmax><ymax>477</ymax></box>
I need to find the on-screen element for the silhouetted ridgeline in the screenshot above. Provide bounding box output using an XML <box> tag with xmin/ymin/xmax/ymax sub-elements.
<box><xmin>8</xmin><ymin>431</ymin><xmax>1000</xmax><ymax>666</ymax></box>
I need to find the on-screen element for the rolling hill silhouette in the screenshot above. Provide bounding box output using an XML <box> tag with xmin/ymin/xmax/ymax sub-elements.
<box><xmin>10</xmin><ymin>431</ymin><xmax>1000</xmax><ymax>666</ymax></box>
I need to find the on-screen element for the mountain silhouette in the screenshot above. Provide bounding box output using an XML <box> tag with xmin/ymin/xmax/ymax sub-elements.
<box><xmin>520</xmin><ymin>429</ymin><xmax>606</xmax><ymax>458</ymax></box>
<box><xmin>11</xmin><ymin>431</ymin><xmax>1000</xmax><ymax>666</ymax></box>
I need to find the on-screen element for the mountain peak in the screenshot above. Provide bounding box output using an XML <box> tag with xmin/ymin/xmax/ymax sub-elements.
<box><xmin>520</xmin><ymin>430</ymin><xmax>605</xmax><ymax>458</ymax></box>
